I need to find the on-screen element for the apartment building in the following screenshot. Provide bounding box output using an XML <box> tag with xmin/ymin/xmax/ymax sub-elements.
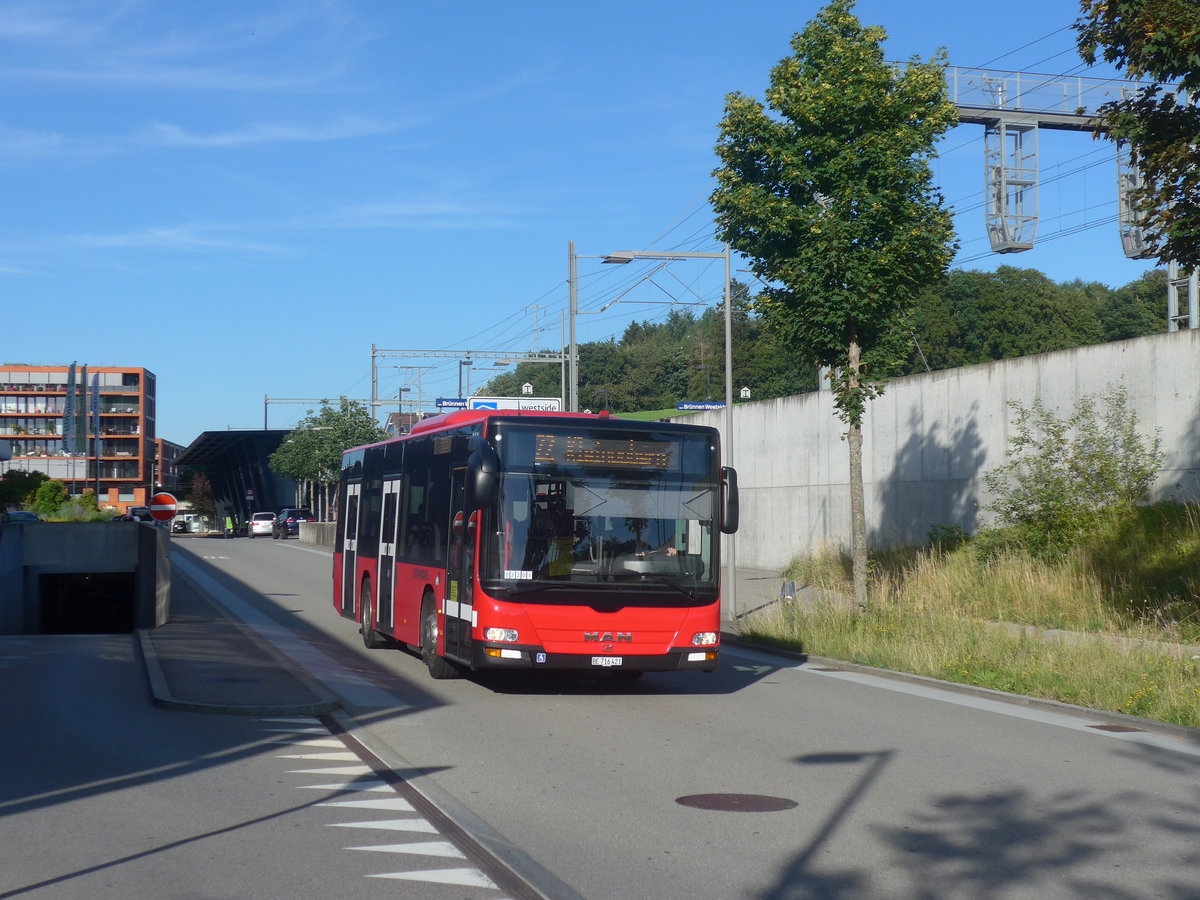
<box><xmin>0</xmin><ymin>364</ymin><xmax>158</xmax><ymax>512</ymax></box>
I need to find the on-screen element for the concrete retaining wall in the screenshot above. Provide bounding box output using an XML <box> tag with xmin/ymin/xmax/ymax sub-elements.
<box><xmin>0</xmin><ymin>521</ymin><xmax>170</xmax><ymax>633</ymax></box>
<box><xmin>683</xmin><ymin>329</ymin><xmax>1200</xmax><ymax>571</ymax></box>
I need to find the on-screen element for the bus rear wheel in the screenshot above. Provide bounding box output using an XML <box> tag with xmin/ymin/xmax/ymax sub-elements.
<box><xmin>420</xmin><ymin>595</ymin><xmax>461</xmax><ymax>680</ymax></box>
<box><xmin>360</xmin><ymin>579</ymin><xmax>388</xmax><ymax>649</ymax></box>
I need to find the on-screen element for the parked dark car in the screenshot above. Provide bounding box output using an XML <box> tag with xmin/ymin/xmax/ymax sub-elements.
<box><xmin>172</xmin><ymin>520</ymin><xmax>188</xmax><ymax>533</ymax></box>
<box><xmin>1</xmin><ymin>509</ymin><xmax>42</xmax><ymax>523</ymax></box>
<box><xmin>273</xmin><ymin>507</ymin><xmax>315</xmax><ymax>539</ymax></box>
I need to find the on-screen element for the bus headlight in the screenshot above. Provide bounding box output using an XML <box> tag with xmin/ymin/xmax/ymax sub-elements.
<box><xmin>485</xmin><ymin>627</ymin><xmax>519</xmax><ymax>643</ymax></box>
<box><xmin>691</xmin><ymin>632</ymin><xmax>718</xmax><ymax>646</ymax></box>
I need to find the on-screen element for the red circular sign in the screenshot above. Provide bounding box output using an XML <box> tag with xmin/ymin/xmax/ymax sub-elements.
<box><xmin>149</xmin><ymin>492</ymin><xmax>178</xmax><ymax>522</ymax></box>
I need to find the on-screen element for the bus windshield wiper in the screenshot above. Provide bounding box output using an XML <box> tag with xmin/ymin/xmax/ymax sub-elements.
<box><xmin>639</xmin><ymin>578</ymin><xmax>698</xmax><ymax>602</ymax></box>
<box><xmin>497</xmin><ymin>581</ymin><xmax>564</xmax><ymax>598</ymax></box>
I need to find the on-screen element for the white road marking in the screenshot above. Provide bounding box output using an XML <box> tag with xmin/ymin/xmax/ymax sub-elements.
<box><xmin>275</xmin><ymin>752</ymin><xmax>360</xmax><ymax>761</ymax></box>
<box><xmin>348</xmin><ymin>841</ymin><xmax>466</xmax><ymax>858</ymax></box>
<box><xmin>326</xmin><ymin>819</ymin><xmax>439</xmax><ymax>833</ymax></box>
<box><xmin>317</xmin><ymin>798</ymin><xmax>416</xmax><ymax>811</ymax></box>
<box><xmin>367</xmin><ymin>868</ymin><xmax>499</xmax><ymax>888</ymax></box>
<box><xmin>299</xmin><ymin>780</ymin><xmax>393</xmax><ymax>793</ymax></box>
<box><xmin>287</xmin><ymin>765</ymin><xmax>374</xmax><ymax>776</ymax></box>
<box><xmin>265</xmin><ymin>718</ymin><xmax>514</xmax><ymax>896</ymax></box>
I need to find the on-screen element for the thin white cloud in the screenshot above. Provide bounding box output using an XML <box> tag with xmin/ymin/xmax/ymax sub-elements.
<box><xmin>317</xmin><ymin>200</ymin><xmax>522</xmax><ymax>231</ymax></box>
<box><xmin>0</xmin><ymin>0</ymin><xmax>358</xmax><ymax>93</ymax></box>
<box><xmin>0</xmin><ymin>225</ymin><xmax>291</xmax><ymax>256</ymax></box>
<box><xmin>0</xmin><ymin>125</ymin><xmax>69</xmax><ymax>157</ymax></box>
<box><xmin>139</xmin><ymin>116</ymin><xmax>404</xmax><ymax>149</ymax></box>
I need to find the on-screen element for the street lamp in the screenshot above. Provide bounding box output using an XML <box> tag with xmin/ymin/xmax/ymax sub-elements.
<box><xmin>696</xmin><ymin>364</ymin><xmax>712</xmax><ymax>402</ymax></box>
<box><xmin>585</xmin><ymin>243</ymin><xmax>737</xmax><ymax>616</ymax></box>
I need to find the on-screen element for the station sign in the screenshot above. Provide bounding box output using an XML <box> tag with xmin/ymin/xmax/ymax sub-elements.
<box><xmin>677</xmin><ymin>402</ymin><xmax>727</xmax><ymax>411</ymax></box>
<box><xmin>469</xmin><ymin>396</ymin><xmax>562</xmax><ymax>411</ymax></box>
<box><xmin>436</xmin><ymin>397</ymin><xmax>469</xmax><ymax>409</ymax></box>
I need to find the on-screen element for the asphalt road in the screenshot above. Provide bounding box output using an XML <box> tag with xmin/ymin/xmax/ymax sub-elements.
<box><xmin>165</xmin><ymin>538</ymin><xmax>1200</xmax><ymax>900</ymax></box>
<box><xmin>0</xmin><ymin>632</ymin><xmax>497</xmax><ymax>899</ymax></box>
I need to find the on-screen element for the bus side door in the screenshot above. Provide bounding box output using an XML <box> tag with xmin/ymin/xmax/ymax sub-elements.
<box><xmin>376</xmin><ymin>478</ymin><xmax>401</xmax><ymax>633</ymax></box>
<box><xmin>444</xmin><ymin>467</ymin><xmax>474</xmax><ymax>662</ymax></box>
<box><xmin>341</xmin><ymin>483</ymin><xmax>360</xmax><ymax>617</ymax></box>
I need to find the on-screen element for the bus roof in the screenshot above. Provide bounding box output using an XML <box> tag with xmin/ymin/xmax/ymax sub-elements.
<box><xmin>408</xmin><ymin>408</ymin><xmax>613</xmax><ymax>435</ymax></box>
<box><xmin>343</xmin><ymin>408</ymin><xmax>706</xmax><ymax>456</ymax></box>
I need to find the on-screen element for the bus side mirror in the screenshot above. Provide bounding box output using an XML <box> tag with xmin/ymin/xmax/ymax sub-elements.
<box><xmin>720</xmin><ymin>466</ymin><xmax>739</xmax><ymax>535</ymax></box>
<box><xmin>467</xmin><ymin>436</ymin><xmax>499</xmax><ymax>510</ymax></box>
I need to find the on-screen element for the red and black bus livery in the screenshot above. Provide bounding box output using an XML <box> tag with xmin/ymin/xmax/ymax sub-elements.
<box><xmin>333</xmin><ymin>409</ymin><xmax>738</xmax><ymax>678</ymax></box>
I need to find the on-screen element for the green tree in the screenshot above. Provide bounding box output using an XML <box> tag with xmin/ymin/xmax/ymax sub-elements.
<box><xmin>27</xmin><ymin>480</ymin><xmax>68</xmax><ymax>518</ymax></box>
<box><xmin>711</xmin><ymin>0</ymin><xmax>957</xmax><ymax>604</ymax></box>
<box><xmin>1076</xmin><ymin>0</ymin><xmax>1200</xmax><ymax>269</ymax></box>
<box><xmin>1097</xmin><ymin>269</ymin><xmax>1167</xmax><ymax>341</ymax></box>
<box><xmin>905</xmin><ymin>267</ymin><xmax>1109</xmax><ymax>374</ymax></box>
<box><xmin>0</xmin><ymin>469</ymin><xmax>49</xmax><ymax>509</ymax></box>
<box><xmin>269</xmin><ymin>397</ymin><xmax>386</xmax><ymax>507</ymax></box>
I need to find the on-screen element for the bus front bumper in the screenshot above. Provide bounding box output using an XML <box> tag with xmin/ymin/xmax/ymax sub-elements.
<box><xmin>471</xmin><ymin>644</ymin><xmax>719</xmax><ymax>673</ymax></box>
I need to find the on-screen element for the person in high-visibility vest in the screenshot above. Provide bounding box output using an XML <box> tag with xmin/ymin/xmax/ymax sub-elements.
<box><xmin>224</xmin><ymin>515</ymin><xmax>233</xmax><ymax>537</ymax></box>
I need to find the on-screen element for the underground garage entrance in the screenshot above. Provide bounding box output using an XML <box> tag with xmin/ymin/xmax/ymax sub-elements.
<box><xmin>0</xmin><ymin>521</ymin><xmax>169</xmax><ymax>635</ymax></box>
<box><xmin>39</xmin><ymin>572</ymin><xmax>137</xmax><ymax>634</ymax></box>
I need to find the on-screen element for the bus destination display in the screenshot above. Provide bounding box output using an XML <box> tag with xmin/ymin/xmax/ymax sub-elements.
<box><xmin>534</xmin><ymin>433</ymin><xmax>676</xmax><ymax>470</ymax></box>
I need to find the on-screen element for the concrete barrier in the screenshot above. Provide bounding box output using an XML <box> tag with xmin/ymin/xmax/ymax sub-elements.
<box><xmin>300</xmin><ymin>521</ymin><xmax>336</xmax><ymax>549</ymax></box>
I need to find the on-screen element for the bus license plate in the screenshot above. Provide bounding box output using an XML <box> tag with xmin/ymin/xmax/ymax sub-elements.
<box><xmin>592</xmin><ymin>656</ymin><xmax>623</xmax><ymax>667</ymax></box>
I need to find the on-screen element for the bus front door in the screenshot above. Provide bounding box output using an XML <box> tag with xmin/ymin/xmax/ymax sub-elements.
<box><xmin>341</xmin><ymin>484</ymin><xmax>360</xmax><ymax>617</ymax></box>
<box><xmin>444</xmin><ymin>468</ymin><xmax>474</xmax><ymax>662</ymax></box>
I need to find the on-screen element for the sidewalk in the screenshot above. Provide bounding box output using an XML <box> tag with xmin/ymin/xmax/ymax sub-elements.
<box><xmin>137</xmin><ymin>567</ymin><xmax>339</xmax><ymax>716</ymax></box>
<box><xmin>722</xmin><ymin>564</ymin><xmax>786</xmax><ymax>631</ymax></box>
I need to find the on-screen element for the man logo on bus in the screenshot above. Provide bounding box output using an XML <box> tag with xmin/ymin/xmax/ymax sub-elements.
<box><xmin>583</xmin><ymin>632</ymin><xmax>633</xmax><ymax>642</ymax></box>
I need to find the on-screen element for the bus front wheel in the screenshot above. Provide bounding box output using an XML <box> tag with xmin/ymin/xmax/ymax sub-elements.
<box><xmin>420</xmin><ymin>595</ymin><xmax>461</xmax><ymax>680</ymax></box>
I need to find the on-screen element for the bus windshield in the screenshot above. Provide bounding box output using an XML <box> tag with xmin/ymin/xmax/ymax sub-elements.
<box><xmin>480</xmin><ymin>423</ymin><xmax>719</xmax><ymax>598</ymax></box>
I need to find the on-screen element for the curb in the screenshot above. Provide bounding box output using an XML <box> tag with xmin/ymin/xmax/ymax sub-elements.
<box><xmin>137</xmin><ymin>628</ymin><xmax>340</xmax><ymax>720</ymax></box>
<box><xmin>136</xmin><ymin>624</ymin><xmax>341</xmax><ymax>717</ymax></box>
<box><xmin>720</xmin><ymin>631</ymin><xmax>1200</xmax><ymax>743</ymax></box>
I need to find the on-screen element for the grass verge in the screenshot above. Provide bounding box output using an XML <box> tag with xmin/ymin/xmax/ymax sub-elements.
<box><xmin>737</xmin><ymin>504</ymin><xmax>1200</xmax><ymax>729</ymax></box>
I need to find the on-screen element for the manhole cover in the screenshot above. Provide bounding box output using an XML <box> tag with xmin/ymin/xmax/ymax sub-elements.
<box><xmin>676</xmin><ymin>793</ymin><xmax>797</xmax><ymax>812</ymax></box>
<box><xmin>1089</xmin><ymin>724</ymin><xmax>1144</xmax><ymax>733</ymax></box>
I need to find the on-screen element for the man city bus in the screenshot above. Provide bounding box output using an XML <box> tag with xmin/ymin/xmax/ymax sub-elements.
<box><xmin>333</xmin><ymin>409</ymin><xmax>738</xmax><ymax>679</ymax></box>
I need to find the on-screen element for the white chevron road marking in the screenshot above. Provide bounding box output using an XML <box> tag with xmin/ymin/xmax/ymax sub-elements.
<box><xmin>299</xmin><ymin>780</ymin><xmax>392</xmax><ymax>793</ymax></box>
<box><xmin>326</xmin><ymin>818</ymin><xmax>439</xmax><ymax>833</ymax></box>
<box><xmin>317</xmin><ymin>797</ymin><xmax>416</xmax><ymax>811</ymax></box>
<box><xmin>276</xmin><ymin>751</ymin><xmax>359</xmax><ymax>761</ymax></box>
<box><xmin>287</xmin><ymin>765</ymin><xmax>374</xmax><ymax>776</ymax></box>
<box><xmin>366</xmin><ymin>867</ymin><xmax>499</xmax><ymax>888</ymax></box>
<box><xmin>348</xmin><ymin>841</ymin><xmax>465</xmax><ymax>858</ymax></box>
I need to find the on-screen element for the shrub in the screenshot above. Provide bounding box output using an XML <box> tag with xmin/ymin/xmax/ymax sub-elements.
<box><xmin>982</xmin><ymin>382</ymin><xmax>1164</xmax><ymax>556</ymax></box>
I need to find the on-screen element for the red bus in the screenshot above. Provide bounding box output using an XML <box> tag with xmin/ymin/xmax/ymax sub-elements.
<box><xmin>333</xmin><ymin>409</ymin><xmax>738</xmax><ymax>679</ymax></box>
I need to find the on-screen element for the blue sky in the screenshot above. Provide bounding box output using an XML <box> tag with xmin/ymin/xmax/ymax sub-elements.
<box><xmin>0</xmin><ymin>0</ymin><xmax>1152</xmax><ymax>445</ymax></box>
